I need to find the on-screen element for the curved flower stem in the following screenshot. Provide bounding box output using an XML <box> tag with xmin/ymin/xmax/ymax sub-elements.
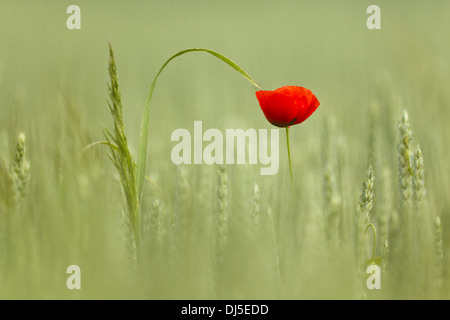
<box><xmin>365</xmin><ymin>223</ymin><xmax>377</xmax><ymax>263</ymax></box>
<box><xmin>137</xmin><ymin>48</ymin><xmax>262</xmax><ymax>201</ymax></box>
<box><xmin>285</xmin><ymin>127</ymin><xmax>294</xmax><ymax>191</ymax></box>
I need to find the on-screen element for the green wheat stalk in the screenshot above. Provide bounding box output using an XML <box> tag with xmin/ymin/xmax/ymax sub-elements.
<box><xmin>398</xmin><ymin>110</ymin><xmax>413</xmax><ymax>205</ymax></box>
<box><xmin>434</xmin><ymin>217</ymin><xmax>443</xmax><ymax>289</ymax></box>
<box><xmin>12</xmin><ymin>132</ymin><xmax>30</xmax><ymax>204</ymax></box>
<box><xmin>103</xmin><ymin>44</ymin><xmax>141</xmax><ymax>260</ymax></box>
<box><xmin>356</xmin><ymin>164</ymin><xmax>375</xmax><ymax>297</ymax></box>
<box><xmin>396</xmin><ymin>111</ymin><xmax>421</xmax><ymax>296</ymax></box>
<box><xmin>358</xmin><ymin>165</ymin><xmax>375</xmax><ymax>224</ymax></box>
<box><xmin>412</xmin><ymin>145</ymin><xmax>425</xmax><ymax>212</ymax></box>
<box><xmin>356</xmin><ymin>164</ymin><xmax>375</xmax><ymax>264</ymax></box>
<box><xmin>411</xmin><ymin>144</ymin><xmax>426</xmax><ymax>277</ymax></box>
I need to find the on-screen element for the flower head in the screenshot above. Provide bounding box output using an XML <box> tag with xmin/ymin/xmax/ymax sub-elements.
<box><xmin>255</xmin><ymin>86</ymin><xmax>320</xmax><ymax>127</ymax></box>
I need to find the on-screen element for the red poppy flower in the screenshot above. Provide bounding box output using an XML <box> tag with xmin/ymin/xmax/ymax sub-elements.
<box><xmin>255</xmin><ymin>86</ymin><xmax>320</xmax><ymax>127</ymax></box>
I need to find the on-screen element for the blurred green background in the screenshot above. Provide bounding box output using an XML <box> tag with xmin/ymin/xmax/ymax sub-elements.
<box><xmin>0</xmin><ymin>0</ymin><xmax>449</xmax><ymax>299</ymax></box>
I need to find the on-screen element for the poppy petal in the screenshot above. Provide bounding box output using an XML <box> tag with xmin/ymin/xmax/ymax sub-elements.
<box><xmin>256</xmin><ymin>90</ymin><xmax>298</xmax><ymax>127</ymax></box>
<box><xmin>296</xmin><ymin>92</ymin><xmax>320</xmax><ymax>124</ymax></box>
<box><xmin>256</xmin><ymin>85</ymin><xmax>319</xmax><ymax>127</ymax></box>
<box><xmin>274</xmin><ymin>86</ymin><xmax>319</xmax><ymax>125</ymax></box>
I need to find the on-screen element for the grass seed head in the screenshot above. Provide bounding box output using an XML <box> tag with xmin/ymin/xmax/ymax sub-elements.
<box><xmin>104</xmin><ymin>45</ymin><xmax>140</xmax><ymax>259</ymax></box>
<box><xmin>358</xmin><ymin>165</ymin><xmax>375</xmax><ymax>222</ymax></box>
<box><xmin>12</xmin><ymin>132</ymin><xmax>30</xmax><ymax>203</ymax></box>
<box><xmin>412</xmin><ymin>145</ymin><xmax>425</xmax><ymax>208</ymax></box>
<box><xmin>398</xmin><ymin>110</ymin><xmax>413</xmax><ymax>203</ymax></box>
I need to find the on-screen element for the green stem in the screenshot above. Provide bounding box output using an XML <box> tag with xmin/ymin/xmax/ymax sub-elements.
<box><xmin>137</xmin><ymin>48</ymin><xmax>262</xmax><ymax>201</ymax></box>
<box><xmin>365</xmin><ymin>223</ymin><xmax>377</xmax><ymax>262</ymax></box>
<box><xmin>286</xmin><ymin>127</ymin><xmax>294</xmax><ymax>191</ymax></box>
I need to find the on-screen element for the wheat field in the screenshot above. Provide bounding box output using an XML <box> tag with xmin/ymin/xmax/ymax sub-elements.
<box><xmin>0</xmin><ymin>1</ymin><xmax>449</xmax><ymax>299</ymax></box>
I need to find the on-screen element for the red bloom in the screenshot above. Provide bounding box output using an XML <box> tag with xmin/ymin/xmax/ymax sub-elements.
<box><xmin>255</xmin><ymin>86</ymin><xmax>320</xmax><ymax>127</ymax></box>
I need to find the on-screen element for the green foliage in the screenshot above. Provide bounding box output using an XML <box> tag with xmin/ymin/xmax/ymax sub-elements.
<box><xmin>103</xmin><ymin>44</ymin><xmax>141</xmax><ymax>258</ymax></box>
<box><xmin>0</xmin><ymin>1</ymin><xmax>449</xmax><ymax>300</ymax></box>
